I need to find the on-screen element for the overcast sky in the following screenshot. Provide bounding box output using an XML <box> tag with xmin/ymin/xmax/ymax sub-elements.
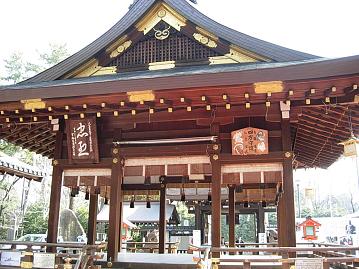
<box><xmin>0</xmin><ymin>0</ymin><xmax>359</xmax><ymax>65</ymax></box>
<box><xmin>1</xmin><ymin>0</ymin><xmax>358</xmax><ymax>197</ymax></box>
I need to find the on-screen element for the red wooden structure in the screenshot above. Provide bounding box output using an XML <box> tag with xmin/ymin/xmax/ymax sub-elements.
<box><xmin>0</xmin><ymin>0</ymin><xmax>358</xmax><ymax>262</ymax></box>
<box><xmin>299</xmin><ymin>217</ymin><xmax>321</xmax><ymax>241</ymax></box>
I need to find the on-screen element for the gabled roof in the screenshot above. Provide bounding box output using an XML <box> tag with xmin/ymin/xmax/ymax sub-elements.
<box><xmin>23</xmin><ymin>0</ymin><xmax>318</xmax><ymax>84</ymax></box>
<box><xmin>298</xmin><ymin>217</ymin><xmax>321</xmax><ymax>227</ymax></box>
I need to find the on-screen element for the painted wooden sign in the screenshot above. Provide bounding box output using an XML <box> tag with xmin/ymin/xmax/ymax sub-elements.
<box><xmin>66</xmin><ymin>117</ymin><xmax>99</xmax><ymax>163</ymax></box>
<box><xmin>33</xmin><ymin>253</ymin><xmax>56</xmax><ymax>269</ymax></box>
<box><xmin>231</xmin><ymin>127</ymin><xmax>268</xmax><ymax>155</ymax></box>
<box><xmin>295</xmin><ymin>258</ymin><xmax>323</xmax><ymax>269</ymax></box>
<box><xmin>0</xmin><ymin>251</ymin><xmax>21</xmax><ymax>266</ymax></box>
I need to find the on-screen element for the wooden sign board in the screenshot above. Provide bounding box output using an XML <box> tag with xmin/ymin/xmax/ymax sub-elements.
<box><xmin>0</xmin><ymin>251</ymin><xmax>21</xmax><ymax>266</ymax></box>
<box><xmin>66</xmin><ymin>117</ymin><xmax>99</xmax><ymax>163</ymax></box>
<box><xmin>231</xmin><ymin>127</ymin><xmax>268</xmax><ymax>155</ymax></box>
<box><xmin>295</xmin><ymin>258</ymin><xmax>323</xmax><ymax>269</ymax></box>
<box><xmin>33</xmin><ymin>253</ymin><xmax>56</xmax><ymax>269</ymax></box>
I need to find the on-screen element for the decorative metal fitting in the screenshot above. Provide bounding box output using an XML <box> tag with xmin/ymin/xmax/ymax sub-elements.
<box><xmin>212</xmin><ymin>154</ymin><xmax>219</xmax><ymax>160</ymax></box>
<box><xmin>213</xmin><ymin>144</ymin><xmax>219</xmax><ymax>151</ymax></box>
<box><xmin>157</xmin><ymin>9</ymin><xmax>166</xmax><ymax>18</ymax></box>
<box><xmin>53</xmin><ymin>160</ymin><xmax>58</xmax><ymax>166</ymax></box>
<box><xmin>285</xmin><ymin>152</ymin><xmax>292</xmax><ymax>158</ymax></box>
<box><xmin>113</xmin><ymin>158</ymin><xmax>118</xmax><ymax>164</ymax></box>
<box><xmin>112</xmin><ymin>148</ymin><xmax>119</xmax><ymax>155</ymax></box>
<box><xmin>212</xmin><ymin>258</ymin><xmax>220</xmax><ymax>269</ymax></box>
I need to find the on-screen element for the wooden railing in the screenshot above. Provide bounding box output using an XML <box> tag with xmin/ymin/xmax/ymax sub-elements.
<box><xmin>191</xmin><ymin>245</ymin><xmax>359</xmax><ymax>269</ymax></box>
<box><xmin>0</xmin><ymin>241</ymin><xmax>106</xmax><ymax>269</ymax></box>
<box><xmin>124</xmin><ymin>241</ymin><xmax>179</xmax><ymax>253</ymax></box>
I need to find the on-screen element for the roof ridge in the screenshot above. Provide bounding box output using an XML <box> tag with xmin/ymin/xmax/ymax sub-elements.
<box><xmin>21</xmin><ymin>0</ymin><xmax>318</xmax><ymax>84</ymax></box>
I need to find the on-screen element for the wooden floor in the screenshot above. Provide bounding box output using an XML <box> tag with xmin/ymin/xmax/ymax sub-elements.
<box><xmin>97</xmin><ymin>253</ymin><xmax>283</xmax><ymax>269</ymax></box>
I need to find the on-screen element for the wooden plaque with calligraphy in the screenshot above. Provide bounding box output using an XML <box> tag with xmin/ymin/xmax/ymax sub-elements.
<box><xmin>66</xmin><ymin>117</ymin><xmax>99</xmax><ymax>163</ymax></box>
<box><xmin>231</xmin><ymin>127</ymin><xmax>269</xmax><ymax>155</ymax></box>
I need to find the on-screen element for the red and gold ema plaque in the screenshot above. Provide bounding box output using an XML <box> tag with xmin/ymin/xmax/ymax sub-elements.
<box><xmin>231</xmin><ymin>127</ymin><xmax>269</xmax><ymax>155</ymax></box>
<box><xmin>66</xmin><ymin>117</ymin><xmax>99</xmax><ymax>164</ymax></box>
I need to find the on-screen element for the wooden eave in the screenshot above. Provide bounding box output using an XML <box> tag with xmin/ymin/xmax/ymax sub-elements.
<box><xmin>1</xmin><ymin>56</ymin><xmax>359</xmax><ymax>102</ymax></box>
<box><xmin>0</xmin><ymin>58</ymin><xmax>358</xmax><ymax>168</ymax></box>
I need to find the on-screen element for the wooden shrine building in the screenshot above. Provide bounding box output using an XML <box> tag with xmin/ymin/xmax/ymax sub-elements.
<box><xmin>0</xmin><ymin>0</ymin><xmax>358</xmax><ymax>262</ymax></box>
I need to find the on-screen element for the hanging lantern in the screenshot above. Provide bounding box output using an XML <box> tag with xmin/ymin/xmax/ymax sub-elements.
<box><xmin>85</xmin><ymin>189</ymin><xmax>90</xmax><ymax>200</ymax></box>
<box><xmin>70</xmin><ymin>188</ymin><xmax>77</xmax><ymax>197</ymax></box>
<box><xmin>130</xmin><ymin>195</ymin><xmax>135</xmax><ymax>208</ymax></box>
<box><xmin>104</xmin><ymin>197</ymin><xmax>109</xmax><ymax>205</ymax></box>
<box><xmin>180</xmin><ymin>188</ymin><xmax>186</xmax><ymax>202</ymax></box>
<box><xmin>95</xmin><ymin>187</ymin><xmax>101</xmax><ymax>195</ymax></box>
<box><xmin>146</xmin><ymin>191</ymin><xmax>151</xmax><ymax>208</ymax></box>
<box><xmin>207</xmin><ymin>190</ymin><xmax>212</xmax><ymax>202</ymax></box>
<box><xmin>339</xmin><ymin>109</ymin><xmax>358</xmax><ymax>157</ymax></box>
<box><xmin>339</xmin><ymin>136</ymin><xmax>359</xmax><ymax>157</ymax></box>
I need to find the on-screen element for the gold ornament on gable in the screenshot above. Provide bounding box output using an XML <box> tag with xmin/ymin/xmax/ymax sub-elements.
<box><xmin>193</xmin><ymin>33</ymin><xmax>217</xmax><ymax>48</ymax></box>
<box><xmin>110</xmin><ymin>40</ymin><xmax>133</xmax><ymax>58</ymax></box>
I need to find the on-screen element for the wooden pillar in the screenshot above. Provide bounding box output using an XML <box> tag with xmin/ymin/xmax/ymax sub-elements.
<box><xmin>107</xmin><ymin>148</ymin><xmax>123</xmax><ymax>261</ymax></box>
<box><xmin>278</xmin><ymin>118</ymin><xmax>296</xmax><ymax>247</ymax></box>
<box><xmin>256</xmin><ymin>205</ymin><xmax>265</xmax><ymax>242</ymax></box>
<box><xmin>195</xmin><ymin>203</ymin><xmax>201</xmax><ymax>231</ymax></box>
<box><xmin>228</xmin><ymin>185</ymin><xmax>236</xmax><ymax>250</ymax></box>
<box><xmin>47</xmin><ymin>131</ymin><xmax>63</xmax><ymax>252</ymax></box>
<box><xmin>118</xmin><ymin>202</ymin><xmax>123</xmax><ymax>251</ymax></box>
<box><xmin>210</xmin><ymin>123</ymin><xmax>221</xmax><ymax>258</ymax></box>
<box><xmin>87</xmin><ymin>194</ymin><xmax>98</xmax><ymax>245</ymax></box>
<box><xmin>159</xmin><ymin>184</ymin><xmax>166</xmax><ymax>254</ymax></box>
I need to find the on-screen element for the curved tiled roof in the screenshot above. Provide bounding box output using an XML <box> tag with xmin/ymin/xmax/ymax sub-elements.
<box><xmin>23</xmin><ymin>0</ymin><xmax>318</xmax><ymax>84</ymax></box>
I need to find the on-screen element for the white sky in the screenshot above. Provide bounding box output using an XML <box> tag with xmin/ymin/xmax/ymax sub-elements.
<box><xmin>0</xmin><ymin>0</ymin><xmax>359</xmax><ymax>64</ymax></box>
<box><xmin>0</xmin><ymin>0</ymin><xmax>358</xmax><ymax>198</ymax></box>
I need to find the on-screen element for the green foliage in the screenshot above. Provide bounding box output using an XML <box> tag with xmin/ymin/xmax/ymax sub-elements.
<box><xmin>221</xmin><ymin>214</ymin><xmax>256</xmax><ymax>243</ymax></box>
<box><xmin>1</xmin><ymin>43</ymin><xmax>69</xmax><ymax>84</ymax></box>
<box><xmin>176</xmin><ymin>202</ymin><xmax>195</xmax><ymax>226</ymax></box>
<box><xmin>0</xmin><ymin>140</ymin><xmax>34</xmax><ymax>164</ymax></box>
<box><xmin>39</xmin><ymin>43</ymin><xmax>69</xmax><ymax>66</ymax></box>
<box><xmin>22</xmin><ymin>203</ymin><xmax>48</xmax><ymax>235</ymax></box>
<box><xmin>75</xmin><ymin>205</ymin><xmax>89</xmax><ymax>234</ymax></box>
<box><xmin>1</xmin><ymin>52</ymin><xmax>26</xmax><ymax>84</ymax></box>
<box><xmin>0</xmin><ymin>174</ymin><xmax>21</xmax><ymax>240</ymax></box>
<box><xmin>298</xmin><ymin>193</ymin><xmax>358</xmax><ymax>218</ymax></box>
<box><xmin>130</xmin><ymin>228</ymin><xmax>143</xmax><ymax>242</ymax></box>
<box><xmin>267</xmin><ymin>212</ymin><xmax>277</xmax><ymax>227</ymax></box>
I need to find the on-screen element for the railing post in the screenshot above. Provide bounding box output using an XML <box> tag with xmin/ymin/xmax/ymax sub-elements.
<box><xmin>323</xmin><ymin>261</ymin><xmax>330</xmax><ymax>269</ymax></box>
<box><xmin>243</xmin><ymin>260</ymin><xmax>251</xmax><ymax>269</ymax></box>
<box><xmin>281</xmin><ymin>252</ymin><xmax>290</xmax><ymax>269</ymax></box>
<box><xmin>159</xmin><ymin>183</ymin><xmax>167</xmax><ymax>254</ymax></box>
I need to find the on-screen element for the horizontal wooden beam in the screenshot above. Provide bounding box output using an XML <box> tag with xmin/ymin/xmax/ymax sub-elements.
<box><xmin>219</xmin><ymin>151</ymin><xmax>287</xmax><ymax>165</ymax></box>
<box><xmin>117</xmin><ymin>144</ymin><xmax>209</xmax><ymax>157</ymax></box>
<box><xmin>54</xmin><ymin>158</ymin><xmax>113</xmax><ymax>169</ymax></box>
